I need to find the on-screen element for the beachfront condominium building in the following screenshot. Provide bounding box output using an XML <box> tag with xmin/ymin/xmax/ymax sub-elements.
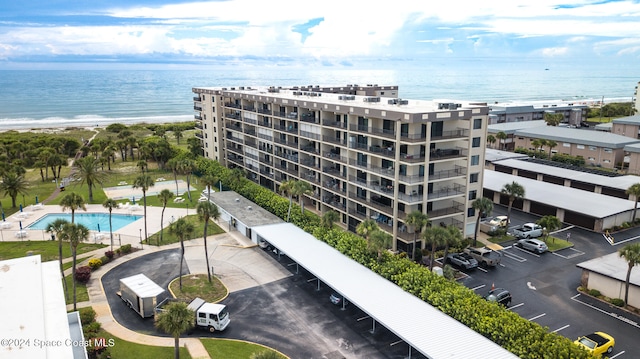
<box><xmin>192</xmin><ymin>84</ymin><xmax>489</xmax><ymax>253</ymax></box>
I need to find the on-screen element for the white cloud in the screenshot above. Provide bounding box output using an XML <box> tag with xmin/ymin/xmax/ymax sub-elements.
<box><xmin>541</xmin><ymin>47</ymin><xmax>568</xmax><ymax>56</ymax></box>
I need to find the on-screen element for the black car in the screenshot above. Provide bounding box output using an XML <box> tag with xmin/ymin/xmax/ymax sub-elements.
<box><xmin>485</xmin><ymin>288</ymin><xmax>512</xmax><ymax>306</ymax></box>
<box><xmin>445</xmin><ymin>253</ymin><xmax>478</xmax><ymax>270</ymax></box>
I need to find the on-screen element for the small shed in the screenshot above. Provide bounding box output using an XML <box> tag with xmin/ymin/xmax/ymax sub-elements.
<box><xmin>577</xmin><ymin>252</ymin><xmax>640</xmax><ymax>308</ymax></box>
<box><xmin>119</xmin><ymin>274</ymin><xmax>165</xmax><ymax>318</ymax></box>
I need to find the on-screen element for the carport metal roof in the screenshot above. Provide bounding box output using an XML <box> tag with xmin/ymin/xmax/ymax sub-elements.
<box><xmin>253</xmin><ymin>223</ymin><xmax>519</xmax><ymax>359</ymax></box>
<box><xmin>484</xmin><ymin>170</ymin><xmax>636</xmax><ymax>218</ymax></box>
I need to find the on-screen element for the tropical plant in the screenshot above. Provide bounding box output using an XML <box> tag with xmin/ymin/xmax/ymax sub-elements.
<box><xmin>472</xmin><ymin>197</ymin><xmax>493</xmax><ymax>246</ymax></box>
<box><xmin>46</xmin><ymin>218</ymin><xmax>70</xmax><ymax>302</ymax></box>
<box><xmin>495</xmin><ymin>131</ymin><xmax>507</xmax><ymax>150</ymax></box>
<box><xmin>157</xmin><ymin>189</ymin><xmax>174</xmax><ymax>244</ymax></box>
<box><xmin>442</xmin><ymin>225</ymin><xmax>463</xmax><ymax>263</ymax></box>
<box><xmin>250</xmin><ymin>351</ymin><xmax>281</xmax><ymax>359</ymax></box>
<box><xmin>102</xmin><ymin>198</ymin><xmax>118</xmax><ymax>252</ymax></box>
<box><xmin>279</xmin><ymin>180</ymin><xmax>295</xmax><ymax>222</ymax></box>
<box><xmin>73</xmin><ymin>156</ymin><xmax>109</xmax><ymax>203</ymax></box>
<box><xmin>422</xmin><ymin>225</ymin><xmax>449</xmax><ymax>271</ymax></box>
<box><xmin>0</xmin><ymin>171</ymin><xmax>30</xmax><ymax>208</ymax></box>
<box><xmin>133</xmin><ymin>174</ymin><xmax>155</xmax><ymax>242</ymax></box>
<box><xmin>59</xmin><ymin>222</ymin><xmax>90</xmax><ymax>311</ymax></box>
<box><xmin>626</xmin><ymin>183</ymin><xmax>640</xmax><ymax>222</ymax></box>
<box><xmin>137</xmin><ymin>160</ymin><xmax>148</xmax><ymax>173</ymax></box>
<box><xmin>368</xmin><ymin>229</ymin><xmax>392</xmax><ymax>262</ymax></box>
<box><xmin>321</xmin><ymin>210</ymin><xmax>340</xmax><ymax>229</ymax></box>
<box><xmin>60</xmin><ymin>192</ymin><xmax>87</xmax><ymax>223</ymax></box>
<box><xmin>544</xmin><ymin>112</ymin><xmax>564</xmax><ymax>126</ymax></box>
<box><xmin>619</xmin><ymin>243</ymin><xmax>640</xmax><ymax>308</ymax></box>
<box><xmin>201</xmin><ymin>174</ymin><xmax>219</xmax><ymax>197</ymax></box>
<box><xmin>169</xmin><ymin>218</ymin><xmax>196</xmax><ymax>290</ymax></box>
<box><xmin>546</xmin><ymin>140</ymin><xmax>557</xmax><ymax>158</ymax></box>
<box><xmin>197</xmin><ymin>201</ymin><xmax>220</xmax><ymax>283</ymax></box>
<box><xmin>536</xmin><ymin>215</ymin><xmax>562</xmax><ymax>243</ymax></box>
<box><xmin>173</xmin><ymin>129</ymin><xmax>184</xmax><ymax>145</ymax></box>
<box><xmin>178</xmin><ymin>158</ymin><xmax>195</xmax><ymax>201</ymax></box>
<box><xmin>486</xmin><ymin>134</ymin><xmax>496</xmax><ymax>149</ymax></box>
<box><xmin>356</xmin><ymin>219</ymin><xmax>379</xmax><ymax>241</ymax></box>
<box><xmin>405</xmin><ymin>210</ymin><xmax>429</xmax><ymax>260</ymax></box>
<box><xmin>154</xmin><ymin>301</ymin><xmax>195</xmax><ymax>359</ymax></box>
<box><xmin>501</xmin><ymin>181</ymin><xmax>525</xmax><ymax>226</ymax></box>
<box><xmin>292</xmin><ymin>180</ymin><xmax>313</xmax><ymax>214</ymax></box>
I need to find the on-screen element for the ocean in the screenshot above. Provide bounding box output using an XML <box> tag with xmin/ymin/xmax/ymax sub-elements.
<box><xmin>1</xmin><ymin>61</ymin><xmax>638</xmax><ymax>130</ymax></box>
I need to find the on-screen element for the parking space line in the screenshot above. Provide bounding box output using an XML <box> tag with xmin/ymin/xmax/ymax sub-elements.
<box><xmin>477</xmin><ymin>267</ymin><xmax>488</xmax><ymax>273</ymax></box>
<box><xmin>528</xmin><ymin>313</ymin><xmax>546</xmax><ymax>321</ymax></box>
<box><xmin>613</xmin><ymin>235</ymin><xmax>640</xmax><ymax>246</ymax></box>
<box><xmin>512</xmin><ymin>246</ymin><xmax>541</xmax><ymax>258</ymax></box>
<box><xmin>471</xmin><ymin>284</ymin><xmax>486</xmax><ymax>291</ymax></box>
<box><xmin>571</xmin><ymin>294</ymin><xmax>640</xmax><ymax>329</ymax></box>
<box><xmin>551</xmin><ymin>324</ymin><xmax>570</xmax><ymax>333</ymax></box>
<box><xmin>552</xmin><ymin>248</ymin><xmax>585</xmax><ymax>259</ymax></box>
<box><xmin>609</xmin><ymin>351</ymin><xmax>625</xmax><ymax>358</ymax></box>
<box><xmin>501</xmin><ymin>251</ymin><xmax>527</xmax><ymax>263</ymax></box>
<box><xmin>507</xmin><ymin>303</ymin><xmax>524</xmax><ymax>310</ymax></box>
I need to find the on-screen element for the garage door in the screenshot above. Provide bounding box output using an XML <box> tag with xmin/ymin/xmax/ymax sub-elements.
<box><xmin>529</xmin><ymin>201</ymin><xmax>557</xmax><ymax>217</ymax></box>
<box><xmin>563</xmin><ymin>210</ymin><xmax>596</xmax><ymax>230</ymax></box>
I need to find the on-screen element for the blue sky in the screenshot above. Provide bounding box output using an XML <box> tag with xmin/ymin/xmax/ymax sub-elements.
<box><xmin>1</xmin><ymin>0</ymin><xmax>639</xmax><ymax>69</ymax></box>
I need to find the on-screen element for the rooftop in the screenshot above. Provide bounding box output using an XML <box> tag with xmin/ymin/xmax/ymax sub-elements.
<box><xmin>487</xmin><ymin>120</ymin><xmax>547</xmax><ymax>134</ymax></box>
<box><xmin>208</xmin><ymin>190</ymin><xmax>282</xmax><ymax>228</ymax></box>
<box><xmin>577</xmin><ymin>252</ymin><xmax>640</xmax><ymax>286</ymax></box>
<box><xmin>484</xmin><ymin>170</ymin><xmax>636</xmax><ymax>218</ymax></box>
<box><xmin>612</xmin><ymin>115</ymin><xmax>640</xmax><ymax>125</ymax></box>
<box><xmin>514</xmin><ymin>126</ymin><xmax>640</xmax><ymax>148</ymax></box>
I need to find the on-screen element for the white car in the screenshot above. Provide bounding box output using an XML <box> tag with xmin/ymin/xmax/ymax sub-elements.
<box><xmin>517</xmin><ymin>238</ymin><xmax>548</xmax><ymax>254</ymax></box>
<box><xmin>488</xmin><ymin>215</ymin><xmax>509</xmax><ymax>227</ymax></box>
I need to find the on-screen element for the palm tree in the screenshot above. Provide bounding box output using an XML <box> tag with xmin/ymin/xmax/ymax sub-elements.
<box><xmin>46</xmin><ymin>218</ymin><xmax>70</xmax><ymax>302</ymax></box>
<box><xmin>356</xmin><ymin>219</ymin><xmax>379</xmax><ymax>241</ymax></box>
<box><xmin>133</xmin><ymin>174</ymin><xmax>155</xmax><ymax>242</ymax></box>
<box><xmin>292</xmin><ymin>180</ymin><xmax>312</xmax><ymax>214</ymax></box>
<box><xmin>197</xmin><ymin>201</ymin><xmax>220</xmax><ymax>283</ymax></box>
<box><xmin>531</xmin><ymin>139</ymin><xmax>543</xmax><ymax>153</ymax></box>
<box><xmin>102</xmin><ymin>198</ymin><xmax>118</xmax><ymax>252</ymax></box>
<box><xmin>546</xmin><ymin>140</ymin><xmax>557</xmax><ymax>159</ymax></box>
<box><xmin>422</xmin><ymin>226</ymin><xmax>449</xmax><ymax>271</ymax></box>
<box><xmin>486</xmin><ymin>134</ymin><xmax>496</xmax><ymax>149</ymax></box>
<box><xmin>501</xmin><ymin>181</ymin><xmax>525</xmax><ymax>227</ymax></box>
<box><xmin>74</xmin><ymin>156</ymin><xmax>108</xmax><ymax>203</ymax></box>
<box><xmin>60</xmin><ymin>192</ymin><xmax>86</xmax><ymax>223</ymax></box>
<box><xmin>472</xmin><ymin>198</ymin><xmax>494</xmax><ymax>246</ymax></box>
<box><xmin>442</xmin><ymin>225</ymin><xmax>463</xmax><ymax>263</ymax></box>
<box><xmin>626</xmin><ymin>183</ymin><xmax>640</xmax><ymax>222</ymax></box>
<box><xmin>166</xmin><ymin>158</ymin><xmax>180</xmax><ymax>195</ymax></box>
<box><xmin>544</xmin><ymin>112</ymin><xmax>563</xmax><ymax>126</ymax></box>
<box><xmin>405</xmin><ymin>210</ymin><xmax>429</xmax><ymax>260</ymax></box>
<box><xmin>201</xmin><ymin>174</ymin><xmax>218</xmax><ymax>197</ymax></box>
<box><xmin>178</xmin><ymin>159</ymin><xmax>195</xmax><ymax>201</ymax></box>
<box><xmin>158</xmin><ymin>189</ymin><xmax>174</xmax><ymax>244</ymax></box>
<box><xmin>536</xmin><ymin>215</ymin><xmax>562</xmax><ymax>243</ymax></box>
<box><xmin>137</xmin><ymin>160</ymin><xmax>148</xmax><ymax>173</ymax></box>
<box><xmin>279</xmin><ymin>180</ymin><xmax>295</xmax><ymax>222</ymax></box>
<box><xmin>321</xmin><ymin>210</ymin><xmax>340</xmax><ymax>229</ymax></box>
<box><xmin>495</xmin><ymin>131</ymin><xmax>508</xmax><ymax>150</ymax></box>
<box><xmin>169</xmin><ymin>218</ymin><xmax>195</xmax><ymax>290</ymax></box>
<box><xmin>59</xmin><ymin>222</ymin><xmax>89</xmax><ymax>311</ymax></box>
<box><xmin>368</xmin><ymin>230</ymin><xmax>392</xmax><ymax>262</ymax></box>
<box><xmin>154</xmin><ymin>301</ymin><xmax>194</xmax><ymax>359</ymax></box>
<box><xmin>619</xmin><ymin>243</ymin><xmax>640</xmax><ymax>308</ymax></box>
<box><xmin>0</xmin><ymin>171</ymin><xmax>30</xmax><ymax>208</ymax></box>
<box><xmin>173</xmin><ymin>130</ymin><xmax>184</xmax><ymax>145</ymax></box>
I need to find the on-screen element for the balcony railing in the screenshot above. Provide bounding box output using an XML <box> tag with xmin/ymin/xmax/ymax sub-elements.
<box><xmin>427</xmin><ymin>201</ymin><xmax>465</xmax><ymax>219</ymax></box>
<box><xmin>400</xmin><ymin>132</ymin><xmax>427</xmax><ymax>143</ymax></box>
<box><xmin>227</xmin><ymin>146</ymin><xmax>243</xmax><ymax>155</ymax></box>
<box><xmin>243</xmin><ymin>128</ymin><xmax>256</xmax><ymax>137</ymax></box>
<box><xmin>193</xmin><ymin>96</ymin><xmax>202</xmax><ymax>102</ymax></box>
<box><xmin>227</xmin><ymin>156</ymin><xmax>243</xmax><ymax>165</ymax></box>
<box><xmin>226</xmin><ymin>112</ymin><xmax>241</xmax><ymax>120</ymax></box>
<box><xmin>429</xmin><ymin>147</ymin><xmax>467</xmax><ymax>161</ymax></box>
<box><xmin>244</xmin><ymin>117</ymin><xmax>258</xmax><ymax>125</ymax></box>
<box><xmin>349</xmin><ymin>143</ymin><xmax>395</xmax><ymax>159</ymax></box>
<box><xmin>349</xmin><ymin>191</ymin><xmax>393</xmax><ymax>215</ymax></box>
<box><xmin>431</xmin><ymin>128</ymin><xmax>469</xmax><ymax>140</ymax></box>
<box><xmin>322</xmin><ymin>135</ymin><xmax>348</xmax><ymax>146</ymax></box>
<box><xmin>243</xmin><ymin>105</ymin><xmax>255</xmax><ymax>111</ymax></box>
<box><xmin>300</xmin><ymin>113</ymin><xmax>319</xmax><ymax>124</ymax></box>
<box><xmin>323</xmin><ymin>166</ymin><xmax>345</xmax><ymax>178</ymax></box>
<box><xmin>274</xmin><ymin>151</ymin><xmax>298</xmax><ymax>162</ymax></box>
<box><xmin>195</xmin><ymin>132</ymin><xmax>203</xmax><ymax>139</ymax></box>
<box><xmin>194</xmin><ymin>114</ymin><xmax>202</xmax><ymax>121</ymax></box>
<box><xmin>399</xmin><ymin>153</ymin><xmax>426</xmax><ymax>163</ymax></box>
<box><xmin>245</xmin><ymin>139</ymin><xmax>257</xmax><ymax>148</ymax></box>
<box><xmin>273</xmin><ymin>124</ymin><xmax>297</xmax><ymax>133</ymax></box>
<box><xmin>429</xmin><ymin>165</ymin><xmax>466</xmax><ymax>181</ymax></box>
<box><xmin>323</xmin><ymin>151</ymin><xmax>347</xmax><ymax>164</ymax></box>
<box><xmin>300</xmin><ymin>145</ymin><xmax>320</xmax><ymax>155</ymax></box>
<box><xmin>428</xmin><ymin>184</ymin><xmax>465</xmax><ymax>199</ymax></box>
<box><xmin>225</xmin><ymin>102</ymin><xmax>241</xmax><ymax>109</ymax></box>
<box><xmin>322</xmin><ymin>120</ymin><xmax>347</xmax><ymax>129</ymax></box>
<box><xmin>244</xmin><ymin>152</ymin><xmax>258</xmax><ymax>160</ymax></box>
<box><xmin>257</xmin><ymin>133</ymin><xmax>273</xmax><ymax>142</ymax></box>
<box><xmin>300</xmin><ymin>131</ymin><xmax>322</xmax><ymax>141</ymax></box>
<box><xmin>258</xmin><ymin>121</ymin><xmax>271</xmax><ymax>128</ymax></box>
<box><xmin>398</xmin><ymin>173</ymin><xmax>425</xmax><ymax>184</ymax></box>
<box><xmin>348</xmin><ymin>159</ymin><xmax>396</xmax><ymax>178</ymax></box>
<box><xmin>257</xmin><ymin>108</ymin><xmax>272</xmax><ymax>115</ymax></box>
<box><xmin>194</xmin><ymin>105</ymin><xmax>202</xmax><ymax>111</ymax></box>
<box><xmin>347</xmin><ymin>207</ymin><xmax>368</xmax><ymax>221</ymax></box>
<box><xmin>370</xmin><ymin>127</ymin><xmax>396</xmax><ymax>139</ymax></box>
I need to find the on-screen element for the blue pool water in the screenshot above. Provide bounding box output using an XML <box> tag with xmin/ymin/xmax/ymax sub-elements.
<box><xmin>27</xmin><ymin>213</ymin><xmax>142</xmax><ymax>231</ymax></box>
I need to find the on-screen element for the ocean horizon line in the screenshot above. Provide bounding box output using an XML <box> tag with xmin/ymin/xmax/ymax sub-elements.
<box><xmin>0</xmin><ymin>114</ymin><xmax>194</xmax><ymax>131</ymax></box>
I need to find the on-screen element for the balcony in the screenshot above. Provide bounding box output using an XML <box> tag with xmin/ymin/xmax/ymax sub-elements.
<box><xmin>274</xmin><ymin>124</ymin><xmax>297</xmax><ymax>133</ymax></box>
<box><xmin>193</xmin><ymin>96</ymin><xmax>202</xmax><ymax>102</ymax></box>
<box><xmin>257</xmin><ymin>133</ymin><xmax>273</xmax><ymax>142</ymax></box>
<box><xmin>257</xmin><ymin>108</ymin><xmax>272</xmax><ymax>115</ymax></box>
<box><xmin>347</xmin><ymin>207</ymin><xmax>368</xmax><ymax>221</ymax></box>
<box><xmin>274</xmin><ymin>151</ymin><xmax>298</xmax><ymax>163</ymax></box>
<box><xmin>322</xmin><ymin>120</ymin><xmax>347</xmax><ymax>129</ymax></box>
<box><xmin>431</xmin><ymin>128</ymin><xmax>469</xmax><ymax>141</ymax></box>
<box><xmin>245</xmin><ymin>139</ymin><xmax>257</xmax><ymax>148</ymax></box>
<box><xmin>323</xmin><ymin>166</ymin><xmax>345</xmax><ymax>179</ymax></box>
<box><xmin>429</xmin><ymin>147</ymin><xmax>467</xmax><ymax>161</ymax></box>
<box><xmin>226</xmin><ymin>112</ymin><xmax>241</xmax><ymax>120</ymax></box>
<box><xmin>348</xmin><ymin>176</ymin><xmax>380</xmax><ymax>193</ymax></box>
<box><xmin>276</xmin><ymin>164</ymin><xmax>298</xmax><ymax>176</ymax></box>
<box><xmin>349</xmin><ymin>143</ymin><xmax>395</xmax><ymax>159</ymax></box>
<box><xmin>429</xmin><ymin>165</ymin><xmax>466</xmax><ymax>181</ymax></box>
<box><xmin>244</xmin><ymin>117</ymin><xmax>258</xmax><ymax>125</ymax></box>
<box><xmin>399</xmin><ymin>153</ymin><xmax>426</xmax><ymax>163</ymax></box>
<box><xmin>194</xmin><ymin>114</ymin><xmax>202</xmax><ymax>121</ymax></box>
<box><xmin>194</xmin><ymin>105</ymin><xmax>202</xmax><ymax>111</ymax></box>
<box><xmin>323</xmin><ymin>151</ymin><xmax>347</xmax><ymax>164</ymax></box>
<box><xmin>300</xmin><ymin>144</ymin><xmax>320</xmax><ymax>155</ymax></box>
<box><xmin>259</xmin><ymin>168</ymin><xmax>274</xmax><ymax>178</ymax></box>
<box><xmin>348</xmin><ymin>159</ymin><xmax>396</xmax><ymax>178</ymax></box>
<box><xmin>398</xmin><ymin>173</ymin><xmax>425</xmax><ymax>184</ymax></box>
<box><xmin>243</xmin><ymin>128</ymin><xmax>256</xmax><ymax>137</ymax></box>
<box><xmin>259</xmin><ymin>156</ymin><xmax>272</xmax><ymax>165</ymax></box>
<box><xmin>227</xmin><ymin>146</ymin><xmax>243</xmax><ymax>155</ymax></box>
<box><xmin>195</xmin><ymin>123</ymin><xmax>203</xmax><ymax>130</ymax></box>
<box><xmin>322</xmin><ymin>135</ymin><xmax>347</xmax><ymax>146</ymax></box>
<box><xmin>258</xmin><ymin>120</ymin><xmax>271</xmax><ymax>128</ymax></box>
<box><xmin>244</xmin><ymin>152</ymin><xmax>258</xmax><ymax>160</ymax></box>
<box><xmin>322</xmin><ymin>194</ymin><xmax>346</xmax><ymax>210</ymax></box>
<box><xmin>370</xmin><ymin>127</ymin><xmax>396</xmax><ymax>139</ymax></box>
<box><xmin>227</xmin><ymin>155</ymin><xmax>243</xmax><ymax>165</ymax></box>
<box><xmin>195</xmin><ymin>132</ymin><xmax>203</xmax><ymax>139</ymax></box>
<box><xmin>397</xmin><ymin>191</ymin><xmax>423</xmax><ymax>204</ymax></box>
<box><xmin>400</xmin><ymin>132</ymin><xmax>427</xmax><ymax>143</ymax></box>
<box><xmin>300</xmin><ymin>158</ymin><xmax>318</xmax><ymax>168</ymax></box>
<box><xmin>427</xmin><ymin>201</ymin><xmax>465</xmax><ymax>219</ymax></box>
<box><xmin>225</xmin><ymin>102</ymin><xmax>241</xmax><ymax>109</ymax></box>
<box><xmin>300</xmin><ymin>113</ymin><xmax>319</xmax><ymax>124</ymax></box>
<box><xmin>300</xmin><ymin>131</ymin><xmax>322</xmax><ymax>141</ymax></box>
<box><xmin>349</xmin><ymin>191</ymin><xmax>393</xmax><ymax>215</ymax></box>
<box><xmin>243</xmin><ymin>105</ymin><xmax>255</xmax><ymax>111</ymax></box>
<box><xmin>428</xmin><ymin>184</ymin><xmax>465</xmax><ymax>199</ymax></box>
<box><xmin>273</xmin><ymin>137</ymin><xmax>295</xmax><ymax>147</ymax></box>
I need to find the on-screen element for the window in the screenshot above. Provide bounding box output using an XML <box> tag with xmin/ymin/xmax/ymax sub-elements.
<box><xmin>469</xmin><ymin>190</ymin><xmax>477</xmax><ymax>200</ymax></box>
<box><xmin>588</xmin><ymin>157</ymin><xmax>595</xmax><ymax>161</ymax></box>
<box><xmin>198</xmin><ymin>313</ymin><xmax>206</xmax><ymax>318</ymax></box>
<box><xmin>471</xmin><ymin>155</ymin><xmax>479</xmax><ymax>166</ymax></box>
<box><xmin>470</xmin><ymin>173</ymin><xmax>479</xmax><ymax>183</ymax></box>
<box><xmin>604</xmin><ymin>148</ymin><xmax>613</xmax><ymax>153</ymax></box>
<box><xmin>576</xmin><ymin>144</ymin><xmax>584</xmax><ymax>149</ymax></box>
<box><xmin>473</xmin><ymin>118</ymin><xmax>482</xmax><ymax>129</ymax></box>
<box><xmin>468</xmin><ymin>208</ymin><xmax>476</xmax><ymax>217</ymax></box>
<box><xmin>563</xmin><ymin>142</ymin><xmax>570</xmax><ymax>147</ymax></box>
<box><xmin>589</xmin><ymin>146</ymin><xmax>597</xmax><ymax>151</ymax></box>
<box><xmin>603</xmin><ymin>159</ymin><xmax>611</xmax><ymax>163</ymax></box>
<box><xmin>472</xmin><ymin>137</ymin><xmax>481</xmax><ymax>148</ymax></box>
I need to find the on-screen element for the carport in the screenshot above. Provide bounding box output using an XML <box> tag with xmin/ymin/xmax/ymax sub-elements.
<box><xmin>253</xmin><ymin>222</ymin><xmax>519</xmax><ymax>359</ymax></box>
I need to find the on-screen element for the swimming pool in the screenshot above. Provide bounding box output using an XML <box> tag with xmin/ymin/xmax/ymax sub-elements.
<box><xmin>28</xmin><ymin>213</ymin><xmax>143</xmax><ymax>231</ymax></box>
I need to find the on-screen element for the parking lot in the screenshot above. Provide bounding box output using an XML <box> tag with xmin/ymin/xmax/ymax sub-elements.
<box><xmin>454</xmin><ymin>207</ymin><xmax>640</xmax><ymax>358</ymax></box>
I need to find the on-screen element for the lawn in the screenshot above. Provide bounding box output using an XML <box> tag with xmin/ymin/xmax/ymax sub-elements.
<box><xmin>146</xmin><ymin>215</ymin><xmax>225</xmax><ymax>246</ymax></box>
<box><xmin>201</xmin><ymin>338</ymin><xmax>287</xmax><ymax>359</ymax></box>
<box><xmin>64</xmin><ymin>273</ymin><xmax>88</xmax><ymax>305</ymax></box>
<box><xmin>544</xmin><ymin>237</ymin><xmax>574</xmax><ymax>251</ymax></box>
<box><xmin>169</xmin><ymin>274</ymin><xmax>228</xmax><ymax>304</ymax></box>
<box><xmin>93</xmin><ymin>329</ymin><xmax>192</xmax><ymax>359</ymax></box>
<box><xmin>0</xmin><ymin>240</ymin><xmax>106</xmax><ymax>261</ymax></box>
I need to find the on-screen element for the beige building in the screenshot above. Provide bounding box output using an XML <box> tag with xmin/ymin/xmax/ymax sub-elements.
<box><xmin>512</xmin><ymin>126</ymin><xmax>639</xmax><ymax>169</ymax></box>
<box><xmin>612</xmin><ymin>115</ymin><xmax>640</xmax><ymax>139</ymax></box>
<box><xmin>192</xmin><ymin>85</ymin><xmax>489</xmax><ymax>253</ymax></box>
<box><xmin>578</xmin><ymin>252</ymin><xmax>640</xmax><ymax>309</ymax></box>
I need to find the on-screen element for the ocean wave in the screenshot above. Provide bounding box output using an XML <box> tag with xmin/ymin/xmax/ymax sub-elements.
<box><xmin>0</xmin><ymin>114</ymin><xmax>194</xmax><ymax>131</ymax></box>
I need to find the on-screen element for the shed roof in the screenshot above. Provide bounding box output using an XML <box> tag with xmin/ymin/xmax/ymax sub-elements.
<box><xmin>209</xmin><ymin>190</ymin><xmax>282</xmax><ymax>228</ymax></box>
<box><xmin>484</xmin><ymin>170</ymin><xmax>636</xmax><ymax>218</ymax></box>
<box><xmin>513</xmin><ymin>126</ymin><xmax>640</xmax><ymax>148</ymax></box>
<box><xmin>253</xmin><ymin>222</ymin><xmax>519</xmax><ymax>359</ymax></box>
<box><xmin>487</xmin><ymin>120</ymin><xmax>547</xmax><ymax>134</ymax></box>
<box><xmin>577</xmin><ymin>252</ymin><xmax>640</xmax><ymax>286</ymax></box>
<box><xmin>120</xmin><ymin>273</ymin><xmax>164</xmax><ymax>298</ymax></box>
<box><xmin>612</xmin><ymin>115</ymin><xmax>640</xmax><ymax>125</ymax></box>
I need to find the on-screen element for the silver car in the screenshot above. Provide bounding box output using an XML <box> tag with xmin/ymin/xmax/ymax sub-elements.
<box><xmin>517</xmin><ymin>238</ymin><xmax>548</xmax><ymax>254</ymax></box>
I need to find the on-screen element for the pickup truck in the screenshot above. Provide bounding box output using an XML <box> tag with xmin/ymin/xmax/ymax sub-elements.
<box><xmin>463</xmin><ymin>247</ymin><xmax>501</xmax><ymax>267</ymax></box>
<box><xmin>512</xmin><ymin>223</ymin><xmax>544</xmax><ymax>239</ymax></box>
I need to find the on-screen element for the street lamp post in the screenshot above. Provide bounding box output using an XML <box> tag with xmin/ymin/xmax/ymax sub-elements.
<box><xmin>139</xmin><ymin>228</ymin><xmax>143</xmax><ymax>249</ymax></box>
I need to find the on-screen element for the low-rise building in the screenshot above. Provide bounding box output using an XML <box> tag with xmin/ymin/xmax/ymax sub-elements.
<box><xmin>612</xmin><ymin>115</ymin><xmax>640</xmax><ymax>139</ymax></box>
<box><xmin>577</xmin><ymin>252</ymin><xmax>640</xmax><ymax>309</ymax></box>
<box><xmin>489</xmin><ymin>101</ymin><xmax>587</xmax><ymax>125</ymax></box>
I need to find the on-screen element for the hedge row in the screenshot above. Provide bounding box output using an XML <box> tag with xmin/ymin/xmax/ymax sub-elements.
<box><xmin>200</xmin><ymin>159</ymin><xmax>594</xmax><ymax>359</ymax></box>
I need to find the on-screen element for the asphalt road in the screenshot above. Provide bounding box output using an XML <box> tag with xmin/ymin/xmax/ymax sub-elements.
<box><xmin>457</xmin><ymin>206</ymin><xmax>640</xmax><ymax>358</ymax></box>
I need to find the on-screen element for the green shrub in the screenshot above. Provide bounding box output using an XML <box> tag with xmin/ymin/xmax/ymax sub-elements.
<box><xmin>79</xmin><ymin>307</ymin><xmax>96</xmax><ymax>326</ymax></box>
<box><xmin>88</xmin><ymin>258</ymin><xmax>102</xmax><ymax>270</ymax></box>
<box><xmin>250</xmin><ymin>351</ymin><xmax>281</xmax><ymax>359</ymax></box>
<box><xmin>82</xmin><ymin>321</ymin><xmax>101</xmax><ymax>337</ymax></box>
<box><xmin>610</xmin><ymin>298</ymin><xmax>625</xmax><ymax>307</ymax></box>
<box><xmin>588</xmin><ymin>289</ymin><xmax>601</xmax><ymax>297</ymax></box>
<box><xmin>120</xmin><ymin>244</ymin><xmax>132</xmax><ymax>253</ymax></box>
<box><xmin>100</xmin><ymin>256</ymin><xmax>110</xmax><ymax>265</ymax></box>
<box><xmin>622</xmin><ymin>222</ymin><xmax>631</xmax><ymax>229</ymax></box>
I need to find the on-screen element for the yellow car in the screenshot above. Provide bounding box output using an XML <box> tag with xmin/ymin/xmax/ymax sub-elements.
<box><xmin>488</xmin><ymin>215</ymin><xmax>509</xmax><ymax>228</ymax></box>
<box><xmin>574</xmin><ymin>332</ymin><xmax>615</xmax><ymax>356</ymax></box>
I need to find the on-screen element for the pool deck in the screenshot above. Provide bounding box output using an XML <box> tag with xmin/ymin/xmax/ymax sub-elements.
<box><xmin>0</xmin><ymin>203</ymin><xmax>191</xmax><ymax>245</ymax></box>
